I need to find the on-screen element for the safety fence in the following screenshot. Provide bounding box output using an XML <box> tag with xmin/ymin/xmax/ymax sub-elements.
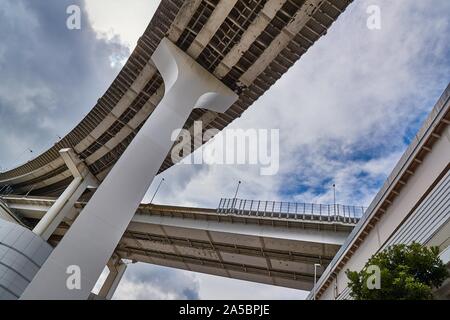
<box><xmin>217</xmin><ymin>198</ymin><xmax>365</xmax><ymax>224</ymax></box>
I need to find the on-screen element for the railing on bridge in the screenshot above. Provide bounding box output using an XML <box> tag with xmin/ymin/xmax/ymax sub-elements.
<box><xmin>217</xmin><ymin>198</ymin><xmax>366</xmax><ymax>224</ymax></box>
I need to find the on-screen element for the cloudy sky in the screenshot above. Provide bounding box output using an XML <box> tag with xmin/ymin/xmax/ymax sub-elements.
<box><xmin>1</xmin><ymin>0</ymin><xmax>449</xmax><ymax>299</ymax></box>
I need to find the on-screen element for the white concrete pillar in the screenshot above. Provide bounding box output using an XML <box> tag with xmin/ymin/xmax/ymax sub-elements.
<box><xmin>96</xmin><ymin>260</ymin><xmax>127</xmax><ymax>300</ymax></box>
<box><xmin>21</xmin><ymin>38</ymin><xmax>237</xmax><ymax>300</ymax></box>
<box><xmin>33</xmin><ymin>148</ymin><xmax>97</xmax><ymax>240</ymax></box>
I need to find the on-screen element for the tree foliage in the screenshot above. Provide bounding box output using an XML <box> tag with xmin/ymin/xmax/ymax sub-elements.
<box><xmin>346</xmin><ymin>242</ymin><xmax>448</xmax><ymax>300</ymax></box>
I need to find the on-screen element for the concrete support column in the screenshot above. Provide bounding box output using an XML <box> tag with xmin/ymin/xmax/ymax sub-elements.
<box><xmin>96</xmin><ymin>260</ymin><xmax>127</xmax><ymax>300</ymax></box>
<box><xmin>21</xmin><ymin>38</ymin><xmax>237</xmax><ymax>300</ymax></box>
<box><xmin>32</xmin><ymin>148</ymin><xmax>97</xmax><ymax>241</ymax></box>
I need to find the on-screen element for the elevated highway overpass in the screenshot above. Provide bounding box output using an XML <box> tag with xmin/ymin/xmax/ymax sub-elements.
<box><xmin>0</xmin><ymin>0</ymin><xmax>356</xmax><ymax>300</ymax></box>
<box><xmin>1</xmin><ymin>196</ymin><xmax>358</xmax><ymax>294</ymax></box>
<box><xmin>0</xmin><ymin>0</ymin><xmax>447</xmax><ymax>301</ymax></box>
<box><xmin>0</xmin><ymin>0</ymin><xmax>353</xmax><ymax>196</ymax></box>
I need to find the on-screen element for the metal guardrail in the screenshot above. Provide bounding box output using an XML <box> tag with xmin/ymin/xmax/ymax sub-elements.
<box><xmin>217</xmin><ymin>198</ymin><xmax>365</xmax><ymax>224</ymax></box>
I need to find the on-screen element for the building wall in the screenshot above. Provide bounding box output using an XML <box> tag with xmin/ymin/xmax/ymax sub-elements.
<box><xmin>320</xmin><ymin>124</ymin><xmax>450</xmax><ymax>300</ymax></box>
<box><xmin>0</xmin><ymin>218</ymin><xmax>52</xmax><ymax>299</ymax></box>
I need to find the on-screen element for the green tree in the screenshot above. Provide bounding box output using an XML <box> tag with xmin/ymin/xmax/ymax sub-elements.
<box><xmin>346</xmin><ymin>242</ymin><xmax>448</xmax><ymax>300</ymax></box>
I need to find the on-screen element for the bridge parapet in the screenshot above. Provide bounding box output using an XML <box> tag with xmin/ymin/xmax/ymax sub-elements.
<box><xmin>218</xmin><ymin>198</ymin><xmax>365</xmax><ymax>224</ymax></box>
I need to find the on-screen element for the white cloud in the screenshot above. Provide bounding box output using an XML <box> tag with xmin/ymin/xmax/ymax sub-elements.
<box><xmin>149</xmin><ymin>0</ymin><xmax>450</xmax><ymax>206</ymax></box>
<box><xmin>0</xmin><ymin>0</ymin><xmax>130</xmax><ymax>171</ymax></box>
<box><xmin>113</xmin><ymin>264</ymin><xmax>200</xmax><ymax>300</ymax></box>
<box><xmin>84</xmin><ymin>0</ymin><xmax>161</xmax><ymax>49</ymax></box>
<box><xmin>196</xmin><ymin>273</ymin><xmax>307</xmax><ymax>300</ymax></box>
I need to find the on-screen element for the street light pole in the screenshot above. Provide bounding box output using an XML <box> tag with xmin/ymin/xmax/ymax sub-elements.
<box><xmin>232</xmin><ymin>181</ymin><xmax>241</xmax><ymax>213</ymax></box>
<box><xmin>333</xmin><ymin>183</ymin><xmax>336</xmax><ymax>218</ymax></box>
<box><xmin>149</xmin><ymin>178</ymin><xmax>165</xmax><ymax>204</ymax></box>
<box><xmin>314</xmin><ymin>263</ymin><xmax>321</xmax><ymax>300</ymax></box>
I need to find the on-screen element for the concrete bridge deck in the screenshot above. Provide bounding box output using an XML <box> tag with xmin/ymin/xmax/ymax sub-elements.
<box><xmin>2</xmin><ymin>196</ymin><xmax>356</xmax><ymax>291</ymax></box>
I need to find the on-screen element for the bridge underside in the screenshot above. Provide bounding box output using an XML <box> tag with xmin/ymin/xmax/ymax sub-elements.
<box><xmin>4</xmin><ymin>196</ymin><xmax>354</xmax><ymax>291</ymax></box>
<box><xmin>0</xmin><ymin>0</ymin><xmax>353</xmax><ymax>196</ymax></box>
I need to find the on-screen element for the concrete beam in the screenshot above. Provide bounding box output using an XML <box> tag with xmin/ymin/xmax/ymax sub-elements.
<box><xmin>187</xmin><ymin>0</ymin><xmax>238</xmax><ymax>59</ymax></box>
<box><xmin>167</xmin><ymin>0</ymin><xmax>203</xmax><ymax>43</ymax></box>
<box><xmin>240</xmin><ymin>0</ymin><xmax>322</xmax><ymax>86</ymax></box>
<box><xmin>214</xmin><ymin>0</ymin><xmax>287</xmax><ymax>78</ymax></box>
<box><xmin>74</xmin><ymin>63</ymin><xmax>156</xmax><ymax>154</ymax></box>
<box><xmin>130</xmin><ymin>212</ymin><xmax>349</xmax><ymax>246</ymax></box>
<box><xmin>32</xmin><ymin>149</ymin><xmax>98</xmax><ymax>240</ymax></box>
<box><xmin>96</xmin><ymin>260</ymin><xmax>127</xmax><ymax>300</ymax></box>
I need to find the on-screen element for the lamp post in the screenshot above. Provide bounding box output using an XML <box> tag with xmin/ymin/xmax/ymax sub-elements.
<box><xmin>232</xmin><ymin>181</ymin><xmax>241</xmax><ymax>213</ymax></box>
<box><xmin>313</xmin><ymin>263</ymin><xmax>321</xmax><ymax>300</ymax></box>
<box><xmin>332</xmin><ymin>183</ymin><xmax>336</xmax><ymax>219</ymax></box>
<box><xmin>149</xmin><ymin>178</ymin><xmax>165</xmax><ymax>204</ymax></box>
